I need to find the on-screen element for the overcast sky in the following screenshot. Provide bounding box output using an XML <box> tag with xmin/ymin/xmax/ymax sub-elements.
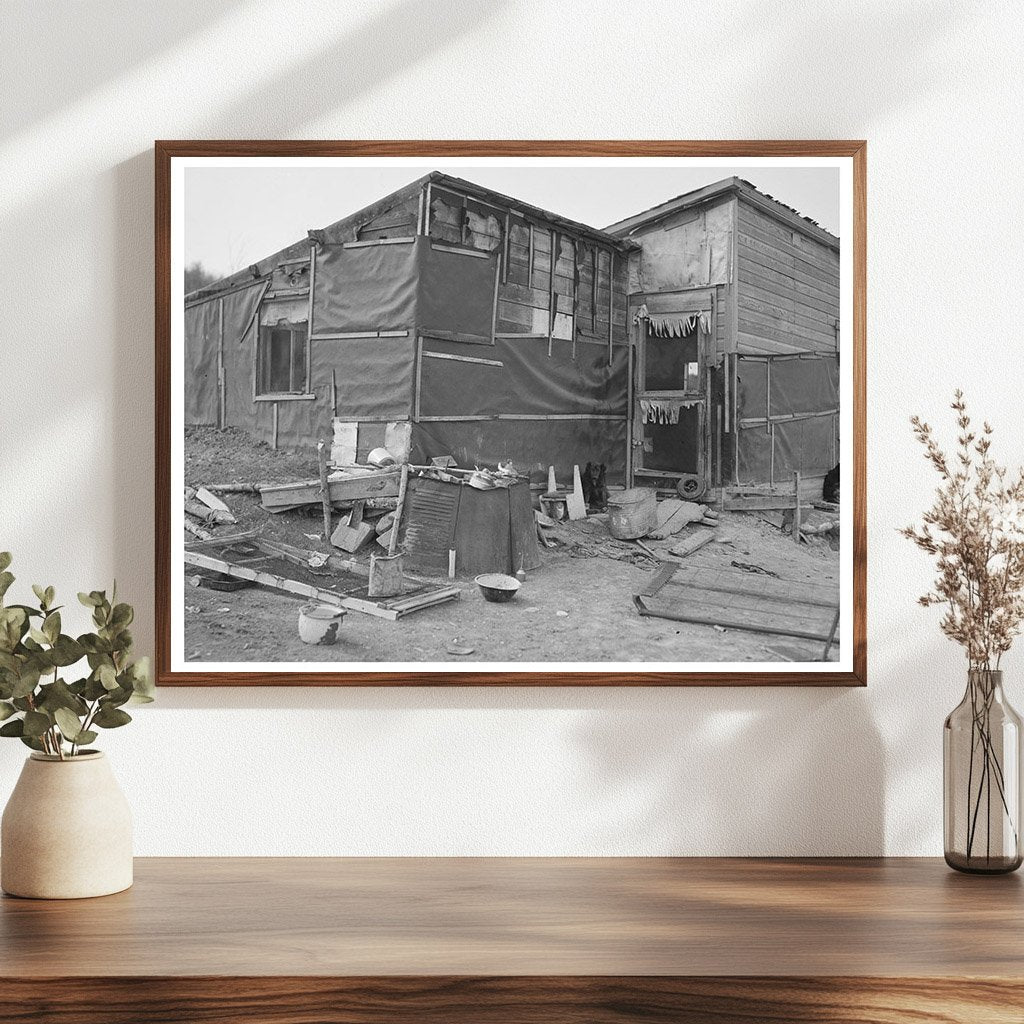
<box><xmin>185</xmin><ymin>163</ymin><xmax>840</xmax><ymax>279</ymax></box>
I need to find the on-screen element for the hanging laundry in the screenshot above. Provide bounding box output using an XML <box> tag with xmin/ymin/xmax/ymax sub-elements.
<box><xmin>640</xmin><ymin>399</ymin><xmax>683</xmax><ymax>425</ymax></box>
<box><xmin>632</xmin><ymin>306</ymin><xmax>711</xmax><ymax>337</ymax></box>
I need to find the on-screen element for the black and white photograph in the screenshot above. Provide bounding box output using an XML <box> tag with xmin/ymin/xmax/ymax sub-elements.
<box><xmin>165</xmin><ymin>151</ymin><xmax>858</xmax><ymax>680</ymax></box>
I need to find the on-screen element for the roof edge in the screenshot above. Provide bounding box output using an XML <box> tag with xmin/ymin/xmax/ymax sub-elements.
<box><xmin>605</xmin><ymin>176</ymin><xmax>839</xmax><ymax>251</ymax></box>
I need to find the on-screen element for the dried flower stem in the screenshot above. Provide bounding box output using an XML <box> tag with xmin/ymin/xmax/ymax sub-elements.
<box><xmin>904</xmin><ymin>391</ymin><xmax>1024</xmax><ymax>863</ymax></box>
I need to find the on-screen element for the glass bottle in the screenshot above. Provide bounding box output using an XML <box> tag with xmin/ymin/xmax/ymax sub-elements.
<box><xmin>944</xmin><ymin>669</ymin><xmax>1023</xmax><ymax>873</ymax></box>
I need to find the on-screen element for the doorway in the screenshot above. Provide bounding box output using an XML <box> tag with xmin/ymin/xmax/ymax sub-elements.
<box><xmin>631</xmin><ymin>312</ymin><xmax>709</xmax><ymax>496</ymax></box>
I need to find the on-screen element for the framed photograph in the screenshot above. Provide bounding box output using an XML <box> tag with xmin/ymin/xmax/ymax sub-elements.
<box><xmin>156</xmin><ymin>141</ymin><xmax>865</xmax><ymax>686</ymax></box>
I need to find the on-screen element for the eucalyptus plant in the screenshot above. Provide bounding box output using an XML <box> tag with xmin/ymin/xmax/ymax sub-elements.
<box><xmin>0</xmin><ymin>553</ymin><xmax>153</xmax><ymax>759</ymax></box>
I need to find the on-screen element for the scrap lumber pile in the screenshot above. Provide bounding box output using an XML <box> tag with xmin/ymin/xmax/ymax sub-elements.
<box><xmin>183</xmin><ymin>433</ymin><xmax>461</xmax><ymax>622</ymax></box>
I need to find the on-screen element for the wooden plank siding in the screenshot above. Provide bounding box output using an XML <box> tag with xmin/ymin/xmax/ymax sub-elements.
<box><xmin>735</xmin><ymin>200</ymin><xmax>839</xmax><ymax>357</ymax></box>
<box><xmin>499</xmin><ymin>231</ymin><xmax>629</xmax><ymax>344</ymax></box>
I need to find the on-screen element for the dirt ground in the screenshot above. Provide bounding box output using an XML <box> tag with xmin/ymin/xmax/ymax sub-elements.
<box><xmin>183</xmin><ymin>428</ymin><xmax>841</xmax><ymax>665</ymax></box>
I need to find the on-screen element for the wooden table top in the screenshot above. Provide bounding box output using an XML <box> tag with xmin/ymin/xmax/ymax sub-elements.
<box><xmin>1</xmin><ymin>857</ymin><xmax>1022</xmax><ymax>978</ymax></box>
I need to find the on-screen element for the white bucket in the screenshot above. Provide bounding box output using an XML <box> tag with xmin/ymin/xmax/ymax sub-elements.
<box><xmin>298</xmin><ymin>604</ymin><xmax>346</xmax><ymax>645</ymax></box>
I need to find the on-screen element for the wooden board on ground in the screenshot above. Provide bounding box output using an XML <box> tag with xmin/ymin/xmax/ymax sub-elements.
<box><xmin>634</xmin><ymin>563</ymin><xmax>839</xmax><ymax>646</ymax></box>
<box><xmin>183</xmin><ymin>550</ymin><xmax>459</xmax><ymax>621</ymax></box>
<box><xmin>260</xmin><ymin>469</ymin><xmax>401</xmax><ymax>512</ymax></box>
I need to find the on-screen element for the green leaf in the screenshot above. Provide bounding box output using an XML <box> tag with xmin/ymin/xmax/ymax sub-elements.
<box><xmin>44</xmin><ymin>586</ymin><xmax>55</xmax><ymax>608</ymax></box>
<box><xmin>0</xmin><ymin>701</ymin><xmax>15</xmax><ymax>721</ymax></box>
<box><xmin>0</xmin><ymin>553</ymin><xmax>11</xmax><ymax>573</ymax></box>
<box><xmin>0</xmin><ymin>606</ymin><xmax>27</xmax><ymax>651</ymax></box>
<box><xmin>74</xmin><ymin>730</ymin><xmax>97</xmax><ymax>747</ymax></box>
<box><xmin>19</xmin><ymin>734</ymin><xmax>45</xmax><ymax>752</ymax></box>
<box><xmin>10</xmin><ymin>665</ymin><xmax>41</xmax><ymax>700</ymax></box>
<box><xmin>22</xmin><ymin>710</ymin><xmax>51</xmax><ymax>738</ymax></box>
<box><xmin>42</xmin><ymin>611</ymin><xmax>60</xmax><ymax>644</ymax></box>
<box><xmin>127</xmin><ymin>656</ymin><xmax>155</xmax><ymax>703</ymax></box>
<box><xmin>98</xmin><ymin>663</ymin><xmax>118</xmax><ymax>690</ymax></box>
<box><xmin>104</xmin><ymin>685</ymin><xmax>132</xmax><ymax>708</ymax></box>
<box><xmin>110</xmin><ymin>603</ymin><xmax>134</xmax><ymax>629</ymax></box>
<box><xmin>83</xmin><ymin>674</ymin><xmax>108</xmax><ymax>701</ymax></box>
<box><xmin>36</xmin><ymin>678</ymin><xmax>88</xmax><ymax>717</ymax></box>
<box><xmin>49</xmin><ymin>635</ymin><xmax>85</xmax><ymax>668</ymax></box>
<box><xmin>53</xmin><ymin>707</ymin><xmax>85</xmax><ymax>742</ymax></box>
<box><xmin>0</xmin><ymin>718</ymin><xmax>24</xmax><ymax>737</ymax></box>
<box><xmin>0</xmin><ymin>571</ymin><xmax>14</xmax><ymax>602</ymax></box>
<box><xmin>78</xmin><ymin>591</ymin><xmax>100</xmax><ymax>608</ymax></box>
<box><xmin>81</xmin><ymin>635</ymin><xmax>112</xmax><ymax>656</ymax></box>
<box><xmin>93</xmin><ymin>705</ymin><xmax>132</xmax><ymax>729</ymax></box>
<box><xmin>31</xmin><ymin>584</ymin><xmax>50</xmax><ymax>609</ymax></box>
<box><xmin>28</xmin><ymin>626</ymin><xmax>49</xmax><ymax>646</ymax></box>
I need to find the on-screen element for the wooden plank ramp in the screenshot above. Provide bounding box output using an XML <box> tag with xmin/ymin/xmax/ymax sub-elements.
<box><xmin>634</xmin><ymin>563</ymin><xmax>839</xmax><ymax>647</ymax></box>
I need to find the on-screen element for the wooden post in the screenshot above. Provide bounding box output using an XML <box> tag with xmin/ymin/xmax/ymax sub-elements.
<box><xmin>306</xmin><ymin>245</ymin><xmax>316</xmax><ymax>393</ymax></box>
<box><xmin>607</xmin><ymin>251</ymin><xmax>615</xmax><ymax>367</ymax></box>
<box><xmin>625</xmin><ymin>336</ymin><xmax>635</xmax><ymax>489</ymax></box>
<box><xmin>490</xmin><ymin>253</ymin><xmax>501</xmax><ymax>345</ymax></box>
<box><xmin>217</xmin><ymin>298</ymin><xmax>225</xmax><ymax>430</ymax></box>
<box><xmin>716</xmin><ymin>403</ymin><xmax>723</xmax><ymax>494</ymax></box>
<box><xmin>502</xmin><ymin>211</ymin><xmax>510</xmax><ymax>284</ymax></box>
<box><xmin>317</xmin><ymin>439</ymin><xmax>332</xmax><ymax>541</ymax></box>
<box><xmin>793</xmin><ymin>470</ymin><xmax>802</xmax><ymax>545</ymax></box>
<box><xmin>272</xmin><ymin>402</ymin><xmax>279</xmax><ymax>451</ymax></box>
<box><xmin>547</xmin><ymin>230</ymin><xmax>557</xmax><ymax>357</ymax></box>
<box><xmin>388</xmin><ymin>465</ymin><xmax>410</xmax><ymax>557</ymax></box>
<box><xmin>331</xmin><ymin>369</ymin><xmax>338</xmax><ymax>418</ymax></box>
<box><xmin>527</xmin><ymin>225</ymin><xmax>534</xmax><ymax>288</ymax></box>
<box><xmin>414</xmin><ymin>336</ymin><xmax>423</xmax><ymax>422</ymax></box>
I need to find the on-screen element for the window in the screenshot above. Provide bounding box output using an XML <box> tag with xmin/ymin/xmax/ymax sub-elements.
<box><xmin>257</xmin><ymin>324</ymin><xmax>307</xmax><ymax>396</ymax></box>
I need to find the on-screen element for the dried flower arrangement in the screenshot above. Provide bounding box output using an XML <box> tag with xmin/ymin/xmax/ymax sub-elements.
<box><xmin>903</xmin><ymin>391</ymin><xmax>1024</xmax><ymax>869</ymax></box>
<box><xmin>902</xmin><ymin>390</ymin><xmax>1024</xmax><ymax>668</ymax></box>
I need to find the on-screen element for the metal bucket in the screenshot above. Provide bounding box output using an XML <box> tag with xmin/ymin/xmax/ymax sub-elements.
<box><xmin>606</xmin><ymin>488</ymin><xmax>658</xmax><ymax>539</ymax></box>
<box><xmin>298</xmin><ymin>604</ymin><xmax>346</xmax><ymax>645</ymax></box>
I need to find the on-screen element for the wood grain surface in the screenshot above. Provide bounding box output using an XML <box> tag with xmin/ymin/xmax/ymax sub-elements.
<box><xmin>155</xmin><ymin>139</ymin><xmax>867</xmax><ymax>687</ymax></box>
<box><xmin>2</xmin><ymin>857</ymin><xmax>1020</xmax><ymax>1022</ymax></box>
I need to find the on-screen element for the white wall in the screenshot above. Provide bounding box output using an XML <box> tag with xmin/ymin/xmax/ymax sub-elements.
<box><xmin>1</xmin><ymin>0</ymin><xmax>1021</xmax><ymax>856</ymax></box>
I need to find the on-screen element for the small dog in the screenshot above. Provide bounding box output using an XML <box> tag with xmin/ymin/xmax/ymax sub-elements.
<box><xmin>822</xmin><ymin>463</ymin><xmax>840</xmax><ymax>504</ymax></box>
<box><xmin>582</xmin><ymin>462</ymin><xmax>608</xmax><ymax>510</ymax></box>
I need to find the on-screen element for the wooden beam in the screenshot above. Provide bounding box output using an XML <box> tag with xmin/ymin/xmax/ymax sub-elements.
<box><xmin>607</xmin><ymin>251</ymin><xmax>615</xmax><ymax>366</ymax></box>
<box><xmin>527</xmin><ymin>225</ymin><xmax>534</xmax><ymax>288</ymax></box>
<box><xmin>260</xmin><ymin>470</ymin><xmax>401</xmax><ymax>511</ymax></box>
<box><xmin>490</xmin><ymin>254</ymin><xmax>501</xmax><ymax>346</ymax></box>
<box><xmin>547</xmin><ymin>230</ymin><xmax>557</xmax><ymax>357</ymax></box>
<box><xmin>182</xmin><ymin>550</ymin><xmax>400</xmax><ymax>621</ymax></box>
<box><xmin>217</xmin><ymin>297</ymin><xmax>225</xmax><ymax>430</ymax></box>
<box><xmin>421</xmin><ymin>351</ymin><xmax>503</xmax><ymax>368</ymax></box>
<box><xmin>793</xmin><ymin>470</ymin><xmax>802</xmax><ymax>545</ymax></box>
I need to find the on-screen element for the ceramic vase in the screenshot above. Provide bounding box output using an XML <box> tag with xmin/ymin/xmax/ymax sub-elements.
<box><xmin>1</xmin><ymin>751</ymin><xmax>133</xmax><ymax>898</ymax></box>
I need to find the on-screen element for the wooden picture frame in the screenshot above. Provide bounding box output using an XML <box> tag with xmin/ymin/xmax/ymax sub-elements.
<box><xmin>156</xmin><ymin>140</ymin><xmax>866</xmax><ymax>686</ymax></box>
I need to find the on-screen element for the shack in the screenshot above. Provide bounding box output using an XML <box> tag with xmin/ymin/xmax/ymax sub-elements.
<box><xmin>184</xmin><ymin>173</ymin><xmax>634</xmax><ymax>486</ymax></box>
<box><xmin>606</xmin><ymin>177</ymin><xmax>840</xmax><ymax>497</ymax></box>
